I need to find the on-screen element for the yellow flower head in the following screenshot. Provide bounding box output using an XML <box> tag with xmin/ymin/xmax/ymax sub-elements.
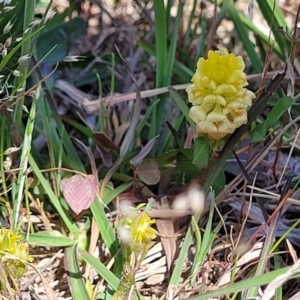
<box><xmin>124</xmin><ymin>211</ymin><xmax>157</xmax><ymax>246</ymax></box>
<box><xmin>114</xmin><ymin>210</ymin><xmax>157</xmax><ymax>299</ymax></box>
<box><xmin>0</xmin><ymin>228</ymin><xmax>33</xmax><ymax>280</ymax></box>
<box><xmin>186</xmin><ymin>49</ymin><xmax>256</xmax><ymax>140</ymax></box>
<box><xmin>118</xmin><ymin>210</ymin><xmax>157</xmax><ymax>262</ymax></box>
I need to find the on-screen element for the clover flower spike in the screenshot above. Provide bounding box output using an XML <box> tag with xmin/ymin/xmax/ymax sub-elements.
<box><xmin>187</xmin><ymin>49</ymin><xmax>256</xmax><ymax>140</ymax></box>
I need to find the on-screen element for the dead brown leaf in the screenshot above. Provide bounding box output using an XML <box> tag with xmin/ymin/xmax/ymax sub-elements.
<box><xmin>154</xmin><ymin>197</ymin><xmax>178</xmax><ymax>272</ymax></box>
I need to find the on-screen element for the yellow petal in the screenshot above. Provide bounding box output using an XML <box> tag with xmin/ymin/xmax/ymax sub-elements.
<box><xmin>207</xmin><ymin>104</ymin><xmax>226</xmax><ymax>122</ymax></box>
<box><xmin>189</xmin><ymin>104</ymin><xmax>214</xmax><ymax>122</ymax></box>
<box><xmin>227</xmin><ymin>100</ymin><xmax>245</xmax><ymax>110</ymax></box>
<box><xmin>196</xmin><ymin>121</ymin><xmax>218</xmax><ymax>135</ymax></box>
<box><xmin>203</xmin><ymin>94</ymin><xmax>226</xmax><ymax>106</ymax></box>
<box><xmin>232</xmin><ymin>109</ymin><xmax>248</xmax><ymax>124</ymax></box>
<box><xmin>201</xmin><ymin>76</ymin><xmax>216</xmax><ymax>90</ymax></box>
<box><xmin>217</xmin><ymin>119</ymin><xmax>237</xmax><ymax>135</ymax></box>
<box><xmin>214</xmin><ymin>84</ymin><xmax>237</xmax><ymax>95</ymax></box>
<box><xmin>246</xmin><ymin>90</ymin><xmax>256</xmax><ymax>102</ymax></box>
<box><xmin>186</xmin><ymin>84</ymin><xmax>195</xmax><ymax>103</ymax></box>
<box><xmin>228</xmin><ymin>70</ymin><xmax>247</xmax><ymax>86</ymax></box>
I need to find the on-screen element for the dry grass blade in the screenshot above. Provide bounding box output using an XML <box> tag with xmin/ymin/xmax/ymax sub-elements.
<box><xmin>148</xmin><ymin>209</ymin><xmax>191</xmax><ymax>219</ymax></box>
<box><xmin>26</xmin><ymin>262</ymin><xmax>58</xmax><ymax>300</ymax></box>
<box><xmin>289</xmin><ymin>290</ymin><xmax>300</xmax><ymax>300</ymax></box>
<box><xmin>135</xmin><ymin>242</ymin><xmax>166</xmax><ymax>285</ymax></box>
<box><xmin>232</xmin><ymin>150</ymin><xmax>269</xmax><ymax>221</ymax></box>
<box><xmin>54</xmin><ymin>71</ymin><xmax>286</xmax><ymax>113</ymax></box>
<box><xmin>277</xmin><ymin>126</ymin><xmax>300</xmax><ymax>188</ymax></box>
<box><xmin>0</xmin><ymin>260</ymin><xmax>14</xmax><ymax>300</ymax></box>
<box><xmin>261</xmin><ymin>259</ymin><xmax>300</xmax><ymax>300</ymax></box>
<box><xmin>154</xmin><ymin>197</ymin><xmax>177</xmax><ymax>272</ymax></box>
<box><xmin>217</xmin><ymin>242</ymin><xmax>263</xmax><ymax>286</ymax></box>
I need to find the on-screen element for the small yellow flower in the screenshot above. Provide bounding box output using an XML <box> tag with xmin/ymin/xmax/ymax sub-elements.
<box><xmin>114</xmin><ymin>210</ymin><xmax>157</xmax><ymax>299</ymax></box>
<box><xmin>0</xmin><ymin>228</ymin><xmax>33</xmax><ymax>281</ymax></box>
<box><xmin>122</xmin><ymin>211</ymin><xmax>157</xmax><ymax>247</ymax></box>
<box><xmin>129</xmin><ymin>212</ymin><xmax>157</xmax><ymax>244</ymax></box>
<box><xmin>187</xmin><ymin>49</ymin><xmax>256</xmax><ymax>140</ymax></box>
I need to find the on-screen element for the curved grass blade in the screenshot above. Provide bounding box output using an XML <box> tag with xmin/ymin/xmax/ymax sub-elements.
<box><xmin>80</xmin><ymin>251</ymin><xmax>119</xmax><ymax>291</ymax></box>
<box><xmin>65</xmin><ymin>245</ymin><xmax>90</xmax><ymax>300</ymax></box>
<box><xmin>189</xmin><ymin>266</ymin><xmax>292</xmax><ymax>300</ymax></box>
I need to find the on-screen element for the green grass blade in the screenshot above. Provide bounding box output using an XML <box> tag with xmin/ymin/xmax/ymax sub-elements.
<box><xmin>138</xmin><ymin>40</ymin><xmax>193</xmax><ymax>82</ymax></box>
<box><xmin>227</xmin><ymin>0</ymin><xmax>263</xmax><ymax>72</ymax></box>
<box><xmin>169</xmin><ymin>224</ymin><xmax>193</xmax><ymax>285</ymax></box>
<box><xmin>168</xmin><ymin>87</ymin><xmax>195</xmax><ymax>127</ymax></box>
<box><xmin>14</xmin><ymin>0</ymin><xmax>38</xmax><ymax>127</ymax></box>
<box><xmin>149</xmin><ymin>0</ymin><xmax>168</xmax><ymax>144</ymax></box>
<box><xmin>274</xmin><ymin>254</ymin><xmax>283</xmax><ymax>300</ymax></box>
<box><xmin>257</xmin><ymin>0</ymin><xmax>288</xmax><ymax>53</ymax></box>
<box><xmin>26</xmin><ymin>232</ymin><xmax>75</xmax><ymax>247</ymax></box>
<box><xmin>80</xmin><ymin>251</ymin><xmax>119</xmax><ymax>290</ymax></box>
<box><xmin>135</xmin><ymin>98</ymin><xmax>160</xmax><ymax>139</ymax></box>
<box><xmin>0</xmin><ymin>26</ymin><xmax>45</xmax><ymax>72</ymax></box>
<box><xmin>165</xmin><ymin>1</ymin><xmax>183</xmax><ymax>86</ymax></box>
<box><xmin>65</xmin><ymin>246</ymin><xmax>90</xmax><ymax>300</ymax></box>
<box><xmin>189</xmin><ymin>266</ymin><xmax>291</xmax><ymax>300</ymax></box>
<box><xmin>90</xmin><ymin>199</ymin><xmax>117</xmax><ymax>255</ymax></box>
<box><xmin>153</xmin><ymin>0</ymin><xmax>167</xmax><ymax>87</ymax></box>
<box><xmin>183</xmin><ymin>0</ymin><xmax>196</xmax><ymax>48</ymax></box>
<box><xmin>238</xmin><ymin>13</ymin><xmax>283</xmax><ymax>58</ymax></box>
<box><xmin>103</xmin><ymin>182</ymin><xmax>133</xmax><ymax>206</ymax></box>
<box><xmin>38</xmin><ymin>96</ymin><xmax>85</xmax><ymax>172</ymax></box>
<box><xmin>160</xmin><ymin>113</ymin><xmax>185</xmax><ymax>153</ymax></box>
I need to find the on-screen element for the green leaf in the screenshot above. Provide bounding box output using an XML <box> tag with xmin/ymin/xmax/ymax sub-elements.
<box><xmin>265</xmin><ymin>96</ymin><xmax>293</xmax><ymax>128</ymax></box>
<box><xmin>192</xmin><ymin>136</ymin><xmax>211</xmax><ymax>169</ymax></box>
<box><xmin>251</xmin><ymin>96</ymin><xmax>293</xmax><ymax>142</ymax></box>
<box><xmin>212</xmin><ymin>171</ymin><xmax>225</xmax><ymax>195</ymax></box>
<box><xmin>251</xmin><ymin>122</ymin><xmax>267</xmax><ymax>143</ymax></box>
<box><xmin>36</xmin><ymin>17</ymin><xmax>87</xmax><ymax>63</ymax></box>
<box><xmin>136</xmin><ymin>157</ymin><xmax>161</xmax><ymax>185</ymax></box>
<box><xmin>65</xmin><ymin>246</ymin><xmax>90</xmax><ymax>300</ymax></box>
<box><xmin>156</xmin><ymin>149</ymin><xmax>181</xmax><ymax>166</ymax></box>
<box><xmin>177</xmin><ymin>149</ymin><xmax>199</xmax><ymax>174</ymax></box>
